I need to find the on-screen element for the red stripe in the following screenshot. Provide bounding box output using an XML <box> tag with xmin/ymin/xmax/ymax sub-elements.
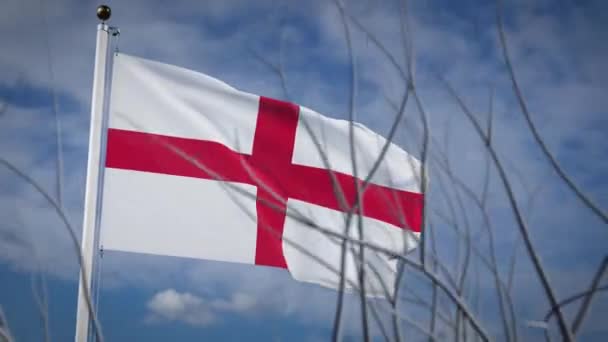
<box><xmin>105</xmin><ymin>129</ymin><xmax>423</xmax><ymax>232</ymax></box>
<box><xmin>250</xmin><ymin>97</ymin><xmax>299</xmax><ymax>268</ymax></box>
<box><xmin>285</xmin><ymin>165</ymin><xmax>423</xmax><ymax>232</ymax></box>
<box><xmin>105</xmin><ymin>96</ymin><xmax>423</xmax><ymax>268</ymax></box>
<box><xmin>106</xmin><ymin>128</ymin><xmax>252</xmax><ymax>184</ymax></box>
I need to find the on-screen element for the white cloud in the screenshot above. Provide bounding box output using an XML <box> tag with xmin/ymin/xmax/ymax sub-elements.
<box><xmin>145</xmin><ymin>289</ymin><xmax>259</xmax><ymax>326</ymax></box>
<box><xmin>210</xmin><ymin>292</ymin><xmax>257</xmax><ymax>313</ymax></box>
<box><xmin>146</xmin><ymin>288</ymin><xmax>215</xmax><ymax>326</ymax></box>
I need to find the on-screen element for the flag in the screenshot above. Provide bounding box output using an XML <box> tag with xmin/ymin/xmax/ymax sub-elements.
<box><xmin>99</xmin><ymin>53</ymin><xmax>423</xmax><ymax>296</ymax></box>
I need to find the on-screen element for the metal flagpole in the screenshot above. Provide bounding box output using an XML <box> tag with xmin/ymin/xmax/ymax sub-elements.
<box><xmin>75</xmin><ymin>5</ymin><xmax>113</xmax><ymax>342</ymax></box>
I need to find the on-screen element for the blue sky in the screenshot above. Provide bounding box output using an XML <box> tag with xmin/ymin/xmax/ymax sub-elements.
<box><xmin>0</xmin><ymin>0</ymin><xmax>607</xmax><ymax>341</ymax></box>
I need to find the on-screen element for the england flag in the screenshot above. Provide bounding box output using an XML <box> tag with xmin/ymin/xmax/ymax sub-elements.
<box><xmin>98</xmin><ymin>53</ymin><xmax>423</xmax><ymax>296</ymax></box>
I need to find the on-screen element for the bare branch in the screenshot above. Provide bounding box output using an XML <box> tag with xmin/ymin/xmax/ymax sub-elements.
<box><xmin>0</xmin><ymin>158</ymin><xmax>104</xmax><ymax>342</ymax></box>
<box><xmin>219</xmin><ymin>161</ymin><xmax>441</xmax><ymax>341</ymax></box>
<box><xmin>39</xmin><ymin>0</ymin><xmax>64</xmax><ymax>208</ymax></box>
<box><xmin>435</xmin><ymin>157</ymin><xmax>519</xmax><ymax>342</ymax></box>
<box><xmin>333</xmin><ymin>1</ymin><xmax>370</xmax><ymax>340</ymax></box>
<box><xmin>123</xmin><ymin>103</ymin><xmax>492</xmax><ymax>342</ymax></box>
<box><xmin>0</xmin><ymin>101</ymin><xmax>7</xmax><ymax>117</ymax></box>
<box><xmin>439</xmin><ymin>76</ymin><xmax>574</xmax><ymax>341</ymax></box>
<box><xmin>30</xmin><ymin>272</ymin><xmax>51</xmax><ymax>342</ymax></box>
<box><xmin>571</xmin><ymin>257</ymin><xmax>608</xmax><ymax>334</ymax></box>
<box><xmin>481</xmin><ymin>86</ymin><xmax>495</xmax><ymax>208</ymax></box>
<box><xmin>495</xmin><ymin>0</ymin><xmax>608</xmax><ymax>225</ymax></box>
<box><xmin>543</xmin><ymin>285</ymin><xmax>608</xmax><ymax>323</ymax></box>
<box><xmin>0</xmin><ymin>306</ymin><xmax>14</xmax><ymax>342</ymax></box>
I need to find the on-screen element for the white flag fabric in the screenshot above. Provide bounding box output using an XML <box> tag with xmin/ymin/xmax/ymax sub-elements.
<box><xmin>99</xmin><ymin>53</ymin><xmax>423</xmax><ymax>296</ymax></box>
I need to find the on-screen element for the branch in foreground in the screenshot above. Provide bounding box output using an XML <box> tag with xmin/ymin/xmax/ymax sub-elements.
<box><xmin>435</xmin><ymin>159</ymin><xmax>519</xmax><ymax>342</ymax></box>
<box><xmin>0</xmin><ymin>158</ymin><xmax>104</xmax><ymax>342</ymax></box>
<box><xmin>0</xmin><ymin>306</ymin><xmax>14</xmax><ymax>342</ymax></box>
<box><xmin>141</xmin><ymin>118</ymin><xmax>490</xmax><ymax>340</ymax></box>
<box><xmin>440</xmin><ymin>77</ymin><xmax>574</xmax><ymax>341</ymax></box>
<box><xmin>495</xmin><ymin>0</ymin><xmax>608</xmax><ymax>225</ymax></box>
<box><xmin>571</xmin><ymin>257</ymin><xmax>607</xmax><ymax>334</ymax></box>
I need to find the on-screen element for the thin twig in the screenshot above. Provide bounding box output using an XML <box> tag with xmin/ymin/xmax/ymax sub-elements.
<box><xmin>481</xmin><ymin>86</ymin><xmax>495</xmax><ymax>208</ymax></box>
<box><xmin>130</xmin><ymin>109</ymin><xmax>487</xmax><ymax>340</ymax></box>
<box><xmin>440</xmin><ymin>77</ymin><xmax>574</xmax><ymax>341</ymax></box>
<box><xmin>30</xmin><ymin>272</ymin><xmax>51</xmax><ymax>342</ymax></box>
<box><xmin>221</xmin><ymin>161</ymin><xmax>439</xmax><ymax>341</ymax></box>
<box><xmin>12</xmin><ymin>210</ymin><xmax>52</xmax><ymax>342</ymax></box>
<box><xmin>39</xmin><ymin>0</ymin><xmax>64</xmax><ymax>208</ymax></box>
<box><xmin>0</xmin><ymin>158</ymin><xmax>104</xmax><ymax>342</ymax></box>
<box><xmin>335</xmin><ymin>2</ymin><xmax>371</xmax><ymax>340</ymax></box>
<box><xmin>571</xmin><ymin>257</ymin><xmax>608</xmax><ymax>334</ymax></box>
<box><xmin>495</xmin><ymin>0</ymin><xmax>607</xmax><ymax>225</ymax></box>
<box><xmin>544</xmin><ymin>284</ymin><xmax>608</xmax><ymax>323</ymax></box>
<box><xmin>436</xmin><ymin>158</ymin><xmax>518</xmax><ymax>342</ymax></box>
<box><xmin>0</xmin><ymin>306</ymin><xmax>14</xmax><ymax>342</ymax></box>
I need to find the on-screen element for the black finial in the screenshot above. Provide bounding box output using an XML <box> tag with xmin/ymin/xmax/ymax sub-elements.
<box><xmin>97</xmin><ymin>5</ymin><xmax>111</xmax><ymax>22</ymax></box>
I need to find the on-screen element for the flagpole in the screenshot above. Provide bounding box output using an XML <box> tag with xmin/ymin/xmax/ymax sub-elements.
<box><xmin>75</xmin><ymin>5</ymin><xmax>113</xmax><ymax>342</ymax></box>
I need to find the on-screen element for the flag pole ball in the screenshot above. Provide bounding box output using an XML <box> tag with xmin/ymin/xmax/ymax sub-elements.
<box><xmin>96</xmin><ymin>5</ymin><xmax>111</xmax><ymax>21</ymax></box>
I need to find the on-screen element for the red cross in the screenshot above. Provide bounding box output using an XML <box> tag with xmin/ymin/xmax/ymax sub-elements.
<box><xmin>105</xmin><ymin>97</ymin><xmax>423</xmax><ymax>268</ymax></box>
